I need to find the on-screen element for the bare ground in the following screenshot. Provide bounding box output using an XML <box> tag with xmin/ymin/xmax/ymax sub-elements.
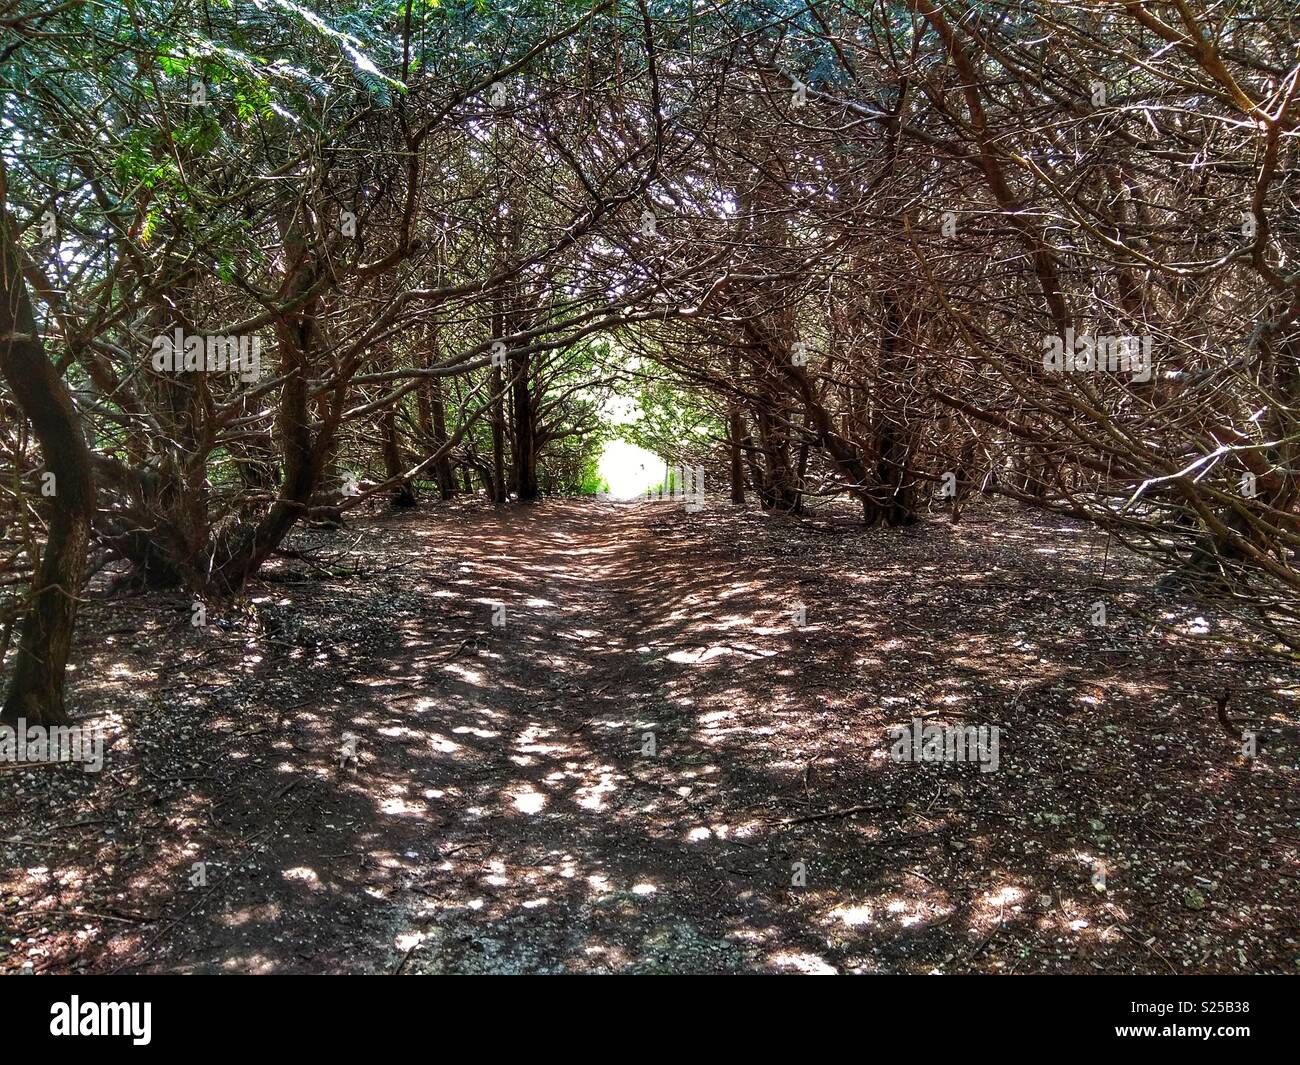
<box><xmin>1</xmin><ymin>497</ymin><xmax>1297</xmax><ymax>974</ymax></box>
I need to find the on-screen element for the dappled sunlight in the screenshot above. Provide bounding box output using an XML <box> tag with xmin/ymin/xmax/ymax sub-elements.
<box><xmin>768</xmin><ymin>951</ymin><xmax>838</xmax><ymax>975</ymax></box>
<box><xmin>574</xmin><ymin>771</ymin><xmax>619</xmax><ymax>811</ymax></box>
<box><xmin>509</xmin><ymin>787</ymin><xmax>547</xmax><ymax>815</ymax></box>
<box><xmin>5</xmin><ymin>499</ymin><xmax>1294</xmax><ymax>974</ymax></box>
<box><xmin>378</xmin><ymin>797</ymin><xmax>427</xmax><ymax>818</ymax></box>
<box><xmin>282</xmin><ymin>867</ymin><xmax>323</xmax><ymax>890</ymax></box>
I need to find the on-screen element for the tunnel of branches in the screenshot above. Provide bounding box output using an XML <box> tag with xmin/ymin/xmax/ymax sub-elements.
<box><xmin>1</xmin><ymin>0</ymin><xmax>1297</xmax><ymax>725</ymax></box>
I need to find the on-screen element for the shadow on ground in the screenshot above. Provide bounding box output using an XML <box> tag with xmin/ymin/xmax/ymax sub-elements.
<box><xmin>1</xmin><ymin>497</ymin><xmax>1296</xmax><ymax>973</ymax></box>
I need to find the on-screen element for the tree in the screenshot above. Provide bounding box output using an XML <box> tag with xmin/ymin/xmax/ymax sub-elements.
<box><xmin>0</xmin><ymin>160</ymin><xmax>95</xmax><ymax>725</ymax></box>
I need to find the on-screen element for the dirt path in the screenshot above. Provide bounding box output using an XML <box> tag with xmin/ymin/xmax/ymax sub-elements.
<box><xmin>2</xmin><ymin>499</ymin><xmax>1297</xmax><ymax>973</ymax></box>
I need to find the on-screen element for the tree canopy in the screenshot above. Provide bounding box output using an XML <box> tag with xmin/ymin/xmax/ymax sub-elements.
<box><xmin>2</xmin><ymin>0</ymin><xmax>1298</xmax><ymax>722</ymax></box>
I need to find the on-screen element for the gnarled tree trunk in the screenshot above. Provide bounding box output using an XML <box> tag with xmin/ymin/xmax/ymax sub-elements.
<box><xmin>0</xmin><ymin>162</ymin><xmax>95</xmax><ymax>726</ymax></box>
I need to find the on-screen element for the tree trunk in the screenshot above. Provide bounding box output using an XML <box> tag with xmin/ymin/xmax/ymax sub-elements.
<box><xmin>381</xmin><ymin>406</ymin><xmax>418</xmax><ymax>507</ymax></box>
<box><xmin>869</xmin><ymin>293</ymin><xmax>919</xmax><ymax>527</ymax></box>
<box><xmin>510</xmin><ymin>348</ymin><xmax>539</xmax><ymax>502</ymax></box>
<box><xmin>212</xmin><ymin>204</ymin><xmax>336</xmax><ymax>591</ymax></box>
<box><xmin>428</xmin><ymin>379</ymin><xmax>456</xmax><ymax>500</ymax></box>
<box><xmin>0</xmin><ymin>162</ymin><xmax>95</xmax><ymax>726</ymax></box>
<box><xmin>490</xmin><ymin>362</ymin><xmax>508</xmax><ymax>504</ymax></box>
<box><xmin>728</xmin><ymin>353</ymin><xmax>745</xmax><ymax>504</ymax></box>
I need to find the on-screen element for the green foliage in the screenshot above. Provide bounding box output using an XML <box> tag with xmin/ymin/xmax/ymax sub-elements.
<box><xmin>575</xmin><ymin>459</ymin><xmax>609</xmax><ymax>497</ymax></box>
<box><xmin>539</xmin><ymin>421</ymin><xmax>610</xmax><ymax>496</ymax></box>
<box><xmin>617</xmin><ymin>376</ymin><xmax>721</xmax><ymax>468</ymax></box>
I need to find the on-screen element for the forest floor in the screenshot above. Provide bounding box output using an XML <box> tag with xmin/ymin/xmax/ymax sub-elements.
<box><xmin>1</xmin><ymin>497</ymin><xmax>1297</xmax><ymax>974</ymax></box>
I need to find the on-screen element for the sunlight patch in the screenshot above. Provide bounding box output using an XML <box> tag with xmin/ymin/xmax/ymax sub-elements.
<box><xmin>510</xmin><ymin>788</ymin><xmax>547</xmax><ymax>815</ymax></box>
<box><xmin>829</xmin><ymin>904</ymin><xmax>874</xmax><ymax>927</ymax></box>
<box><xmin>770</xmin><ymin>951</ymin><xmax>837</xmax><ymax>975</ymax></box>
<box><xmin>282</xmin><ymin>866</ymin><xmax>320</xmax><ymax>889</ymax></box>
